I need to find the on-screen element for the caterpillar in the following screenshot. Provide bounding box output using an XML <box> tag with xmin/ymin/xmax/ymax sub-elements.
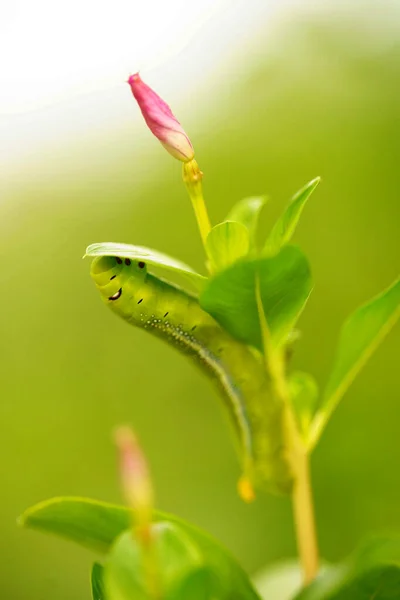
<box><xmin>90</xmin><ymin>254</ymin><xmax>293</xmax><ymax>495</ymax></box>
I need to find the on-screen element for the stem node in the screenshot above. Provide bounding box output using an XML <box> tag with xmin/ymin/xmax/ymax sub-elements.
<box><xmin>182</xmin><ymin>159</ymin><xmax>211</xmax><ymax>249</ymax></box>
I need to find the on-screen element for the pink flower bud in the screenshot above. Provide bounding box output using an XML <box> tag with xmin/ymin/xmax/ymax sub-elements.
<box><xmin>114</xmin><ymin>426</ymin><xmax>154</xmax><ymax>539</ymax></box>
<box><xmin>128</xmin><ymin>73</ymin><xmax>194</xmax><ymax>162</ymax></box>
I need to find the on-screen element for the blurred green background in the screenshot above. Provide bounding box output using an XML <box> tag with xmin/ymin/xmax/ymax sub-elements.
<box><xmin>1</xmin><ymin>2</ymin><xmax>399</xmax><ymax>599</ymax></box>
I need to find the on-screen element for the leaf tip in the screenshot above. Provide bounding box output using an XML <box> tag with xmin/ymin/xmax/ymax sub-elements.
<box><xmin>16</xmin><ymin>514</ymin><xmax>25</xmax><ymax>528</ymax></box>
<box><xmin>17</xmin><ymin>496</ymin><xmax>73</xmax><ymax>529</ymax></box>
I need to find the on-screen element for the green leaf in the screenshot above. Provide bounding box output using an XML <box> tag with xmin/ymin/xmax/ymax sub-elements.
<box><xmin>200</xmin><ymin>245</ymin><xmax>312</xmax><ymax>352</ymax></box>
<box><xmin>19</xmin><ymin>497</ymin><xmax>261</xmax><ymax>600</ymax></box>
<box><xmin>173</xmin><ymin>567</ymin><xmax>220</xmax><ymax>600</ymax></box>
<box><xmin>294</xmin><ymin>537</ymin><xmax>400</xmax><ymax>599</ymax></box>
<box><xmin>253</xmin><ymin>561</ymin><xmax>302</xmax><ymax>600</ymax></box>
<box><xmin>103</xmin><ymin>530</ymin><xmax>147</xmax><ymax>600</ymax></box>
<box><xmin>19</xmin><ymin>496</ymin><xmax>129</xmax><ymax>553</ymax></box>
<box><xmin>105</xmin><ymin>524</ymin><xmax>222</xmax><ymax>600</ymax></box>
<box><xmin>226</xmin><ymin>196</ymin><xmax>268</xmax><ymax>249</ymax></box>
<box><xmin>206</xmin><ymin>221</ymin><xmax>250</xmax><ymax>271</ymax></box>
<box><xmin>264</xmin><ymin>178</ymin><xmax>320</xmax><ymax>255</ymax></box>
<box><xmin>289</xmin><ymin>372</ymin><xmax>319</xmax><ymax>444</ymax></box>
<box><xmin>91</xmin><ymin>562</ymin><xmax>106</xmax><ymax>600</ymax></box>
<box><xmin>309</xmin><ymin>277</ymin><xmax>400</xmax><ymax>448</ymax></box>
<box><xmin>85</xmin><ymin>243</ymin><xmax>206</xmax><ymax>292</ymax></box>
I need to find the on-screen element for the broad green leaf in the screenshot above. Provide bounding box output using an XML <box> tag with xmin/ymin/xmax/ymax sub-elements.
<box><xmin>19</xmin><ymin>496</ymin><xmax>129</xmax><ymax>553</ymax></box>
<box><xmin>309</xmin><ymin>277</ymin><xmax>400</xmax><ymax>448</ymax></box>
<box><xmin>226</xmin><ymin>196</ymin><xmax>268</xmax><ymax>249</ymax></box>
<box><xmin>173</xmin><ymin>567</ymin><xmax>220</xmax><ymax>600</ymax></box>
<box><xmin>253</xmin><ymin>561</ymin><xmax>302</xmax><ymax>600</ymax></box>
<box><xmin>85</xmin><ymin>243</ymin><xmax>206</xmax><ymax>292</ymax></box>
<box><xmin>19</xmin><ymin>497</ymin><xmax>261</xmax><ymax>600</ymax></box>
<box><xmin>294</xmin><ymin>537</ymin><xmax>400</xmax><ymax>599</ymax></box>
<box><xmin>289</xmin><ymin>372</ymin><xmax>319</xmax><ymax>444</ymax></box>
<box><xmin>264</xmin><ymin>178</ymin><xmax>320</xmax><ymax>255</ymax></box>
<box><xmin>206</xmin><ymin>221</ymin><xmax>250</xmax><ymax>271</ymax></box>
<box><xmin>200</xmin><ymin>245</ymin><xmax>312</xmax><ymax>352</ymax></box>
<box><xmin>105</xmin><ymin>524</ymin><xmax>222</xmax><ymax>600</ymax></box>
<box><xmin>91</xmin><ymin>562</ymin><xmax>106</xmax><ymax>600</ymax></box>
<box><xmin>104</xmin><ymin>530</ymin><xmax>147</xmax><ymax>600</ymax></box>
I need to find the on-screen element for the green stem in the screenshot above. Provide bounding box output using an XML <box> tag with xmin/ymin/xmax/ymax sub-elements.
<box><xmin>255</xmin><ymin>276</ymin><xmax>319</xmax><ymax>585</ymax></box>
<box><xmin>290</xmin><ymin>438</ymin><xmax>319</xmax><ymax>585</ymax></box>
<box><xmin>137</xmin><ymin>527</ymin><xmax>162</xmax><ymax>600</ymax></box>
<box><xmin>182</xmin><ymin>159</ymin><xmax>212</xmax><ymax>252</ymax></box>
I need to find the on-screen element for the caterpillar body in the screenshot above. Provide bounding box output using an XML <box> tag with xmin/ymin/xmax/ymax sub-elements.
<box><xmin>91</xmin><ymin>255</ymin><xmax>293</xmax><ymax>495</ymax></box>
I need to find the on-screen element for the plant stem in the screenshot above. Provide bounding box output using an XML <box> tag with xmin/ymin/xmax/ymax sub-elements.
<box><xmin>182</xmin><ymin>159</ymin><xmax>211</xmax><ymax>249</ymax></box>
<box><xmin>281</xmin><ymin>388</ymin><xmax>319</xmax><ymax>586</ymax></box>
<box><xmin>255</xmin><ymin>277</ymin><xmax>319</xmax><ymax>585</ymax></box>
<box><xmin>291</xmin><ymin>434</ymin><xmax>319</xmax><ymax>585</ymax></box>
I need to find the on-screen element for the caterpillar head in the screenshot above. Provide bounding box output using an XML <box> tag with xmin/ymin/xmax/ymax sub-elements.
<box><xmin>90</xmin><ymin>256</ymin><xmax>148</xmax><ymax>303</ymax></box>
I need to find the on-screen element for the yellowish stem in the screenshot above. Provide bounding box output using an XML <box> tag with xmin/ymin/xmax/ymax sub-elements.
<box><xmin>182</xmin><ymin>159</ymin><xmax>211</xmax><ymax>249</ymax></box>
<box><xmin>291</xmin><ymin>442</ymin><xmax>319</xmax><ymax>585</ymax></box>
<box><xmin>255</xmin><ymin>277</ymin><xmax>319</xmax><ymax>585</ymax></box>
<box><xmin>115</xmin><ymin>427</ymin><xmax>161</xmax><ymax>598</ymax></box>
<box><xmin>137</xmin><ymin>528</ymin><xmax>162</xmax><ymax>600</ymax></box>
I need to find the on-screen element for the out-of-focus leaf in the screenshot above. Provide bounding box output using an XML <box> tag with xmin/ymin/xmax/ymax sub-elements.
<box><xmin>19</xmin><ymin>496</ymin><xmax>129</xmax><ymax>553</ymax></box>
<box><xmin>289</xmin><ymin>372</ymin><xmax>319</xmax><ymax>444</ymax></box>
<box><xmin>105</xmin><ymin>524</ymin><xmax>223</xmax><ymax>600</ymax></box>
<box><xmin>19</xmin><ymin>497</ymin><xmax>261</xmax><ymax>600</ymax></box>
<box><xmin>264</xmin><ymin>178</ymin><xmax>320</xmax><ymax>255</ymax></box>
<box><xmin>226</xmin><ymin>196</ymin><xmax>268</xmax><ymax>249</ymax></box>
<box><xmin>309</xmin><ymin>277</ymin><xmax>400</xmax><ymax>448</ymax></box>
<box><xmin>253</xmin><ymin>561</ymin><xmax>302</xmax><ymax>600</ymax></box>
<box><xmin>294</xmin><ymin>537</ymin><xmax>400</xmax><ymax>599</ymax></box>
<box><xmin>91</xmin><ymin>562</ymin><xmax>106</xmax><ymax>600</ymax></box>
<box><xmin>206</xmin><ymin>221</ymin><xmax>250</xmax><ymax>271</ymax></box>
<box><xmin>200</xmin><ymin>246</ymin><xmax>312</xmax><ymax>352</ymax></box>
<box><xmin>85</xmin><ymin>243</ymin><xmax>206</xmax><ymax>291</ymax></box>
<box><xmin>173</xmin><ymin>567</ymin><xmax>220</xmax><ymax>600</ymax></box>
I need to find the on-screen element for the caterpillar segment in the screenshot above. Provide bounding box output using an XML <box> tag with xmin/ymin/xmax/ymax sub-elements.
<box><xmin>90</xmin><ymin>255</ymin><xmax>293</xmax><ymax>495</ymax></box>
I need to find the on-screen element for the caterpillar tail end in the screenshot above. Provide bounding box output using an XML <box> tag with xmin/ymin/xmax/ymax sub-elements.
<box><xmin>237</xmin><ymin>475</ymin><xmax>256</xmax><ymax>503</ymax></box>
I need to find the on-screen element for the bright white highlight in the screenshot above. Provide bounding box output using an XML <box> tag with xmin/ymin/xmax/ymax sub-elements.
<box><xmin>0</xmin><ymin>0</ymin><xmax>227</xmax><ymax>114</ymax></box>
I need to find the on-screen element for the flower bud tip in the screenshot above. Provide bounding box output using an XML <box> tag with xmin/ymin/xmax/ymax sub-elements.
<box><xmin>128</xmin><ymin>72</ymin><xmax>194</xmax><ymax>162</ymax></box>
<box><xmin>114</xmin><ymin>425</ymin><xmax>153</xmax><ymax>524</ymax></box>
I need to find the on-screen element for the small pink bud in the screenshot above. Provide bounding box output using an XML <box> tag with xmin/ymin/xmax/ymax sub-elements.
<box><xmin>128</xmin><ymin>73</ymin><xmax>194</xmax><ymax>162</ymax></box>
<box><xmin>115</xmin><ymin>426</ymin><xmax>154</xmax><ymax>540</ymax></box>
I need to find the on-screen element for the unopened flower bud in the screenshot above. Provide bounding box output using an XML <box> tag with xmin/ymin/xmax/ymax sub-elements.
<box><xmin>128</xmin><ymin>73</ymin><xmax>194</xmax><ymax>163</ymax></box>
<box><xmin>115</xmin><ymin>426</ymin><xmax>154</xmax><ymax>540</ymax></box>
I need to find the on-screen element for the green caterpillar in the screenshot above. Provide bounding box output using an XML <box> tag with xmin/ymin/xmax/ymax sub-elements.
<box><xmin>91</xmin><ymin>255</ymin><xmax>293</xmax><ymax>496</ymax></box>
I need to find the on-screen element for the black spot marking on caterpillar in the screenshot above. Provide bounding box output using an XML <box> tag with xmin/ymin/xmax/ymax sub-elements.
<box><xmin>125</xmin><ymin>258</ymin><xmax>131</xmax><ymax>266</ymax></box>
<box><xmin>109</xmin><ymin>288</ymin><xmax>122</xmax><ymax>301</ymax></box>
<box><xmin>138</xmin><ymin>261</ymin><xmax>146</xmax><ymax>269</ymax></box>
<box><xmin>164</xmin><ymin>312</ymin><xmax>169</xmax><ymax>318</ymax></box>
<box><xmin>110</xmin><ymin>275</ymin><xmax>116</xmax><ymax>280</ymax></box>
<box><xmin>137</xmin><ymin>298</ymin><xmax>143</xmax><ymax>304</ymax></box>
<box><xmin>191</xmin><ymin>325</ymin><xmax>197</xmax><ymax>331</ymax></box>
<box><xmin>116</xmin><ymin>257</ymin><xmax>123</xmax><ymax>264</ymax></box>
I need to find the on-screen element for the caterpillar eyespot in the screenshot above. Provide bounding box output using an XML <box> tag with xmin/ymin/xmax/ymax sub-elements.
<box><xmin>91</xmin><ymin>254</ymin><xmax>293</xmax><ymax>495</ymax></box>
<box><xmin>109</xmin><ymin>288</ymin><xmax>122</xmax><ymax>301</ymax></box>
